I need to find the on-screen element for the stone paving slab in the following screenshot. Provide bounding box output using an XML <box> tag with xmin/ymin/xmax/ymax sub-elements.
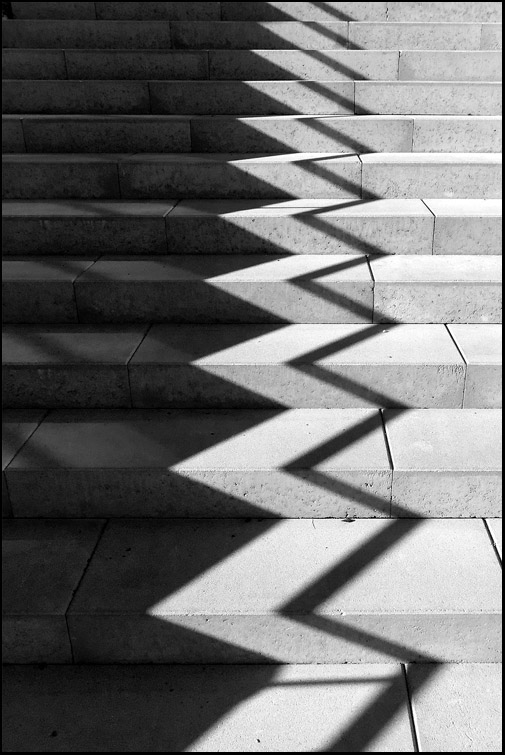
<box><xmin>2</xmin><ymin>258</ymin><xmax>95</xmax><ymax>323</ymax></box>
<box><xmin>408</xmin><ymin>663</ymin><xmax>503</xmax><ymax>752</ymax></box>
<box><xmin>21</xmin><ymin>115</ymin><xmax>192</xmax><ymax>154</ymax></box>
<box><xmin>73</xmin><ymin>254</ymin><xmax>374</xmax><ymax>324</ymax></box>
<box><xmin>355</xmin><ymin>82</ymin><xmax>503</xmax><ymax>116</ymax></box>
<box><xmin>424</xmin><ymin>198</ymin><xmax>503</xmax><ymax>255</ymax></box>
<box><xmin>2</xmin><ymin>325</ymin><xmax>148</xmax><ymax>408</ymax></box>
<box><xmin>2</xmin><ymin>519</ymin><xmax>105</xmax><ymax>662</ymax></box>
<box><xmin>412</xmin><ymin>115</ymin><xmax>502</xmax><ymax>153</ymax></box>
<box><xmin>370</xmin><ymin>255</ymin><xmax>502</xmax><ymax>324</ymax></box>
<box><xmin>129</xmin><ymin>323</ymin><xmax>466</xmax><ymax>409</ymax></box>
<box><xmin>349</xmin><ymin>22</ymin><xmax>484</xmax><ymax>50</ymax></box>
<box><xmin>1</xmin><ymin>664</ymin><xmax>416</xmax><ymax>752</ymax></box>
<box><xmin>66</xmin><ymin>518</ymin><xmax>502</xmax><ymax>663</ymax></box>
<box><xmin>5</xmin><ymin>408</ymin><xmax>393</xmax><ymax>518</ymax></box>
<box><xmin>2</xmin><ymin>200</ymin><xmax>177</xmax><ymax>254</ymax></box>
<box><xmin>399</xmin><ymin>50</ymin><xmax>502</xmax><ymax>81</ymax></box>
<box><xmin>361</xmin><ymin>153</ymin><xmax>503</xmax><ymax>200</ymax></box>
<box><xmin>171</xmin><ymin>21</ymin><xmax>349</xmax><ymax>50</ymax></box>
<box><xmin>166</xmin><ymin>198</ymin><xmax>434</xmax><ymax>255</ymax></box>
<box><xmin>2</xmin><ymin>19</ymin><xmax>174</xmax><ymax>48</ymax></box>
<box><xmin>448</xmin><ymin>324</ymin><xmax>503</xmax><ymax>408</ymax></box>
<box><xmin>385</xmin><ymin>409</ymin><xmax>503</xmax><ymax>517</ymax></box>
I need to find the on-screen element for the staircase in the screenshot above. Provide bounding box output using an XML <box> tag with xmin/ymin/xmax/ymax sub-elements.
<box><xmin>2</xmin><ymin>2</ymin><xmax>503</xmax><ymax>751</ymax></box>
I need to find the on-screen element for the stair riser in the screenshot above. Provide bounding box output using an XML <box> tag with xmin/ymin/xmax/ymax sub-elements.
<box><xmin>5</xmin><ymin>212</ymin><xmax>502</xmax><ymax>257</ymax></box>
<box><xmin>3</xmin><ymin>50</ymin><xmax>502</xmax><ymax>82</ymax></box>
<box><xmin>11</xmin><ymin>2</ymin><xmax>222</xmax><ymax>21</ymax></box>
<box><xmin>4</xmin><ymin>20</ymin><xmax>502</xmax><ymax>51</ymax></box>
<box><xmin>3</xmin><ymin>278</ymin><xmax>501</xmax><ymax>326</ymax></box>
<box><xmin>1</xmin><ymin>363</ymin><xmax>472</xmax><ymax>409</ymax></box>
<box><xmin>4</xmin><ymin>81</ymin><xmax>503</xmax><ymax>116</ymax></box>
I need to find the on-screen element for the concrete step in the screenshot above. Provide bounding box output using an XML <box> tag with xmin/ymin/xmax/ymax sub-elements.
<box><xmin>448</xmin><ymin>324</ymin><xmax>502</xmax><ymax>408</ymax></box>
<box><xmin>3</xmin><ymin>199</ymin><xmax>501</xmax><ymax>257</ymax></box>
<box><xmin>3</xmin><ymin>408</ymin><xmax>501</xmax><ymax>518</ymax></box>
<box><xmin>360</xmin><ymin>153</ymin><xmax>502</xmax><ymax>200</ymax></box>
<box><xmin>355</xmin><ymin>82</ymin><xmax>503</xmax><ymax>116</ymax></box>
<box><xmin>2</xmin><ymin>153</ymin><xmax>500</xmax><ymax>201</ymax></box>
<box><xmin>5</xmin><ymin>116</ymin><xmax>501</xmax><ymax>156</ymax></box>
<box><xmin>6</xmin><ymin>50</ymin><xmax>501</xmax><ymax>83</ymax></box>
<box><xmin>3</xmin><ymin>255</ymin><xmax>502</xmax><ymax>326</ymax></box>
<box><xmin>11</xmin><ymin>2</ymin><xmax>222</xmax><ymax>20</ymax></box>
<box><xmin>2</xmin><ymin>516</ymin><xmax>502</xmax><ymax>662</ymax></box>
<box><xmin>221</xmin><ymin>3</ymin><xmax>502</xmax><ymax>23</ymax></box>
<box><xmin>4</xmin><ymin>80</ymin><xmax>503</xmax><ymax>117</ymax></box>
<box><xmin>2</xmin><ymin>664</ymin><xmax>502</xmax><ymax>752</ymax></box>
<box><xmin>3</xmin><ymin>323</ymin><xmax>494</xmax><ymax>409</ymax></box>
<box><xmin>4</xmin><ymin>20</ymin><xmax>502</xmax><ymax>51</ymax></box>
<box><xmin>2</xmin><ymin>79</ymin><xmax>358</xmax><ymax>116</ymax></box>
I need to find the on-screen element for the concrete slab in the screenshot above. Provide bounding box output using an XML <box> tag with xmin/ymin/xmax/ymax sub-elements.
<box><xmin>208</xmin><ymin>50</ymin><xmax>400</xmax><ymax>81</ymax></box>
<box><xmin>361</xmin><ymin>153</ymin><xmax>502</xmax><ymax>200</ymax></box>
<box><xmin>408</xmin><ymin>664</ymin><xmax>503</xmax><ymax>753</ymax></box>
<box><xmin>2</xmin><ymin>519</ymin><xmax>104</xmax><ymax>662</ymax></box>
<box><xmin>385</xmin><ymin>409</ymin><xmax>502</xmax><ymax>517</ymax></box>
<box><xmin>399</xmin><ymin>50</ymin><xmax>502</xmax><ymax>81</ymax></box>
<box><xmin>355</xmin><ymin>82</ymin><xmax>502</xmax><ymax>116</ymax></box>
<box><xmin>74</xmin><ymin>255</ymin><xmax>375</xmax><ymax>324</ymax></box>
<box><xmin>221</xmin><ymin>3</ymin><xmax>388</xmax><ymax>22</ymax></box>
<box><xmin>6</xmin><ymin>409</ymin><xmax>393</xmax><ymax>518</ymax></box>
<box><xmin>95</xmin><ymin>2</ymin><xmax>221</xmax><ymax>21</ymax></box>
<box><xmin>11</xmin><ymin>2</ymin><xmax>97</xmax><ymax>19</ymax></box>
<box><xmin>2</xmin><ymin>326</ymin><xmax>147</xmax><ymax>408</ymax></box>
<box><xmin>150</xmin><ymin>80</ymin><xmax>356</xmax><ymax>116</ymax></box>
<box><xmin>425</xmin><ymin>198</ymin><xmax>503</xmax><ymax>256</ymax></box>
<box><xmin>2</xmin><ymin>154</ymin><xmax>122</xmax><ymax>199</ymax></box>
<box><xmin>2</xmin><ymin>19</ymin><xmax>174</xmax><ymax>49</ymax></box>
<box><xmin>448</xmin><ymin>324</ymin><xmax>503</xmax><ymax>408</ymax></box>
<box><xmin>65</xmin><ymin>50</ymin><xmax>210</xmax><ymax>80</ymax></box>
<box><xmin>129</xmin><ymin>324</ymin><xmax>466</xmax><ymax>409</ymax></box>
<box><xmin>2</xmin><ymin>80</ymin><xmax>151</xmax><ymax>115</ymax></box>
<box><xmin>487</xmin><ymin>519</ymin><xmax>503</xmax><ymax>558</ymax></box>
<box><xmin>190</xmin><ymin>115</ymin><xmax>414</xmax><ymax>154</ymax></box>
<box><xmin>67</xmin><ymin>518</ymin><xmax>502</xmax><ymax>663</ymax></box>
<box><xmin>349</xmin><ymin>22</ymin><xmax>483</xmax><ymax>50</ymax></box>
<box><xmin>171</xmin><ymin>21</ymin><xmax>349</xmax><ymax>50</ymax></box>
<box><xmin>2</xmin><ymin>49</ymin><xmax>67</xmax><ymax>79</ymax></box>
<box><xmin>22</xmin><ymin>115</ymin><xmax>191</xmax><ymax>154</ymax></box>
<box><xmin>481</xmin><ymin>23</ymin><xmax>503</xmax><ymax>49</ymax></box>
<box><xmin>2</xmin><ymin>200</ymin><xmax>177</xmax><ymax>254</ymax></box>
<box><xmin>1</xmin><ymin>116</ymin><xmax>26</xmax><ymax>153</ymax></box>
<box><xmin>118</xmin><ymin>153</ymin><xmax>363</xmax><ymax>200</ymax></box>
<box><xmin>2</xmin><ymin>258</ymin><xmax>95</xmax><ymax>323</ymax></box>
<box><xmin>2</xmin><ymin>410</ymin><xmax>46</xmax><ymax>517</ymax></box>
<box><xmin>412</xmin><ymin>116</ymin><xmax>502</xmax><ymax>153</ymax></box>
<box><xmin>387</xmin><ymin>3</ymin><xmax>503</xmax><ymax>22</ymax></box>
<box><xmin>370</xmin><ymin>255</ymin><xmax>502</xmax><ymax>324</ymax></box>
<box><xmin>166</xmin><ymin>199</ymin><xmax>435</xmax><ymax>256</ymax></box>
<box><xmin>1</xmin><ymin>665</ymin><xmax>415</xmax><ymax>753</ymax></box>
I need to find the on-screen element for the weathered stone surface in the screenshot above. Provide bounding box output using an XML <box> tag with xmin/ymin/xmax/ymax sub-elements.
<box><xmin>65</xmin><ymin>50</ymin><xmax>210</xmax><ymax>80</ymax></box>
<box><xmin>2</xmin><ymin>49</ymin><xmax>67</xmax><ymax>79</ymax></box>
<box><xmin>172</xmin><ymin>21</ymin><xmax>349</xmax><ymax>50</ymax></box>
<box><xmin>95</xmin><ymin>2</ymin><xmax>221</xmax><ymax>20</ymax></box>
<box><xmin>386</xmin><ymin>409</ymin><xmax>502</xmax><ymax>517</ymax></box>
<box><xmin>11</xmin><ymin>2</ymin><xmax>97</xmax><ymax>19</ymax></box>
<box><xmin>412</xmin><ymin>116</ymin><xmax>502</xmax><ymax>153</ymax></box>
<box><xmin>2</xmin><ymin>155</ymin><xmax>121</xmax><ymax>199</ymax></box>
<box><xmin>425</xmin><ymin>199</ymin><xmax>503</xmax><ymax>256</ymax></box>
<box><xmin>2</xmin><ymin>410</ymin><xmax>46</xmax><ymax>517</ymax></box>
<box><xmin>2</xmin><ymin>19</ymin><xmax>174</xmax><ymax>48</ymax></box>
<box><xmin>355</xmin><ymin>82</ymin><xmax>502</xmax><ymax>116</ymax></box>
<box><xmin>349</xmin><ymin>22</ymin><xmax>483</xmax><ymax>50</ymax></box>
<box><xmin>481</xmin><ymin>23</ymin><xmax>503</xmax><ymax>49</ymax></box>
<box><xmin>387</xmin><ymin>3</ymin><xmax>503</xmax><ymax>22</ymax></box>
<box><xmin>221</xmin><ymin>2</ymin><xmax>388</xmax><ymax>22</ymax></box>
<box><xmin>2</xmin><ymin>80</ymin><xmax>151</xmax><ymax>115</ymax></box>
<box><xmin>1</xmin><ymin>116</ymin><xmax>25</xmax><ymax>153</ymax></box>
<box><xmin>399</xmin><ymin>50</ymin><xmax>502</xmax><ymax>81</ymax></box>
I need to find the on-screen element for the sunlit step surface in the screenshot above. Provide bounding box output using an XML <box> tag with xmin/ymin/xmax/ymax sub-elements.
<box><xmin>3</xmin><ymin>116</ymin><xmax>502</xmax><ymax>156</ymax></box>
<box><xmin>2</xmin><ymin>663</ymin><xmax>503</xmax><ymax>752</ymax></box>
<box><xmin>3</xmin><ymin>199</ymin><xmax>502</xmax><ymax>256</ymax></box>
<box><xmin>2</xmin><ymin>255</ymin><xmax>502</xmax><ymax>325</ymax></box>
<box><xmin>3</xmin><ymin>408</ymin><xmax>502</xmax><ymax>518</ymax></box>
<box><xmin>2</xmin><ymin>516</ymin><xmax>502</xmax><ymax>662</ymax></box>
<box><xmin>2</xmin><ymin>324</ymin><xmax>502</xmax><ymax>409</ymax></box>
